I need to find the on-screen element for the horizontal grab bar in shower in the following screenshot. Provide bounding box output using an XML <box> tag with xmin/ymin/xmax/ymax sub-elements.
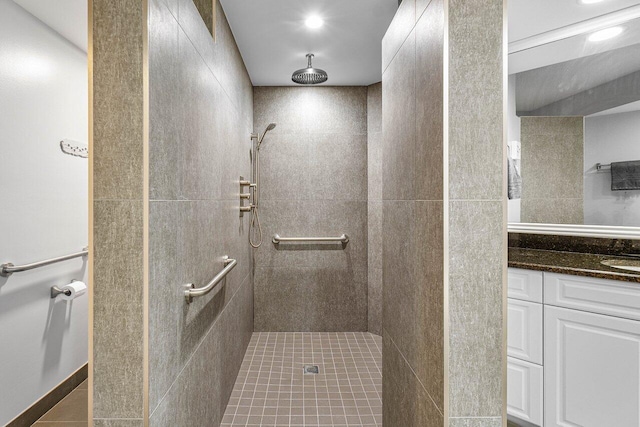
<box><xmin>183</xmin><ymin>256</ymin><xmax>237</xmax><ymax>303</ymax></box>
<box><xmin>1</xmin><ymin>247</ymin><xmax>89</xmax><ymax>277</ymax></box>
<box><xmin>272</xmin><ymin>234</ymin><xmax>349</xmax><ymax>244</ymax></box>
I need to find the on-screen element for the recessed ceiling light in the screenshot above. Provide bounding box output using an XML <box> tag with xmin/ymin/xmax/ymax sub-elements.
<box><xmin>305</xmin><ymin>16</ymin><xmax>324</xmax><ymax>29</ymax></box>
<box><xmin>588</xmin><ymin>26</ymin><xmax>623</xmax><ymax>41</ymax></box>
<box><xmin>579</xmin><ymin>0</ymin><xmax>605</xmax><ymax>4</ymax></box>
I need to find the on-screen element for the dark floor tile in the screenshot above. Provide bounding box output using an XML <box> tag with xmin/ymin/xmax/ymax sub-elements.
<box><xmin>39</xmin><ymin>388</ymin><xmax>88</xmax><ymax>422</ymax></box>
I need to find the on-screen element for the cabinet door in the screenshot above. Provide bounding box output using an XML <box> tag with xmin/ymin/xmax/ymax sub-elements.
<box><xmin>508</xmin><ymin>299</ymin><xmax>543</xmax><ymax>364</ymax></box>
<box><xmin>508</xmin><ymin>356</ymin><xmax>544</xmax><ymax>426</ymax></box>
<box><xmin>545</xmin><ymin>306</ymin><xmax>640</xmax><ymax>427</ymax></box>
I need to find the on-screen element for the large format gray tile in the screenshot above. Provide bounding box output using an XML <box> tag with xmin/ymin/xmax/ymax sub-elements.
<box><xmin>368</xmin><ymin>201</ymin><xmax>383</xmax><ymax>269</ymax></box>
<box><xmin>254</xmin><ymin>266</ymin><xmax>368</xmax><ymax>332</ymax></box>
<box><xmin>521</xmin><ymin>198</ymin><xmax>584</xmax><ymax>224</ymax></box>
<box><xmin>309</xmin><ymin>133</ymin><xmax>368</xmax><ymax>201</ymax></box>
<box><xmin>177</xmin><ymin>26</ymin><xmax>223</xmax><ymax>201</ymax></box>
<box><xmin>93</xmin><ymin>200</ymin><xmax>144</xmax><ymax>419</ymax></box>
<box><xmin>254</xmin><ymin>87</ymin><xmax>367</xmax><ymax>137</ymax></box>
<box><xmin>150</xmin><ymin>277</ymin><xmax>253</xmax><ymax>426</ymax></box>
<box><xmin>368</xmin><ymin>82</ymin><xmax>382</xmax><ymax>134</ymax></box>
<box><xmin>149</xmin><ymin>0</ymin><xmax>180</xmax><ymax>201</ymax></box>
<box><xmin>521</xmin><ymin>118</ymin><xmax>583</xmax><ymax>201</ymax></box>
<box><xmin>254</xmin><ymin>87</ymin><xmax>311</xmax><ymax>137</ymax></box>
<box><xmin>213</xmin><ymin>0</ymin><xmax>253</xmax><ymax>114</ymax></box>
<box><xmin>448</xmin><ymin>0</ymin><xmax>503</xmax><ymax>201</ymax></box>
<box><xmin>93</xmin><ymin>420</ymin><xmax>143</xmax><ymax>427</ymax></box>
<box><xmin>382</xmin><ymin>29</ymin><xmax>416</xmax><ymax>201</ymax></box>
<box><xmin>148</xmin><ymin>201</ymin><xmax>181</xmax><ymax>412</ymax></box>
<box><xmin>450</xmin><ymin>418</ymin><xmax>503</xmax><ymax>427</ymax></box>
<box><xmin>383</xmin><ymin>200</ymin><xmax>444</xmax><ymax>410</ymax></box>
<box><xmin>177</xmin><ymin>200</ymin><xmax>227</xmax><ymax>361</ymax></box>
<box><xmin>368</xmin><ymin>267</ymin><xmax>382</xmax><ymax>335</ymax></box>
<box><xmin>521</xmin><ymin>116</ymin><xmax>584</xmax><ymax>136</ymax></box>
<box><xmin>368</xmin><ymin>131</ymin><xmax>383</xmax><ymax>201</ymax></box>
<box><xmin>304</xmin><ymin>87</ymin><xmax>368</xmax><ymax>135</ymax></box>
<box><xmin>382</xmin><ymin>0</ymin><xmax>416</xmax><ymax>74</ymax></box>
<box><xmin>448</xmin><ymin>200</ymin><xmax>504</xmax><ymax>417</ymax></box>
<box><xmin>191</xmin><ymin>0</ymin><xmax>214</xmax><ymax>35</ymax></box>
<box><xmin>383</xmin><ymin>332</ymin><xmax>443</xmax><ymax>426</ymax></box>
<box><xmin>415</xmin><ymin>0</ymin><xmax>444</xmax><ymax>202</ymax></box>
<box><xmin>259</xmin><ymin>133</ymin><xmax>310</xmax><ymax>201</ymax></box>
<box><xmin>255</xmin><ymin>200</ymin><xmax>367</xmax><ymax>273</ymax></box>
<box><xmin>92</xmin><ymin>0</ymin><xmax>144</xmax><ymax>201</ymax></box>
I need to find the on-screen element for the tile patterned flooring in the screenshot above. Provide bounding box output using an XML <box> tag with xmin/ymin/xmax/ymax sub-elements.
<box><xmin>221</xmin><ymin>332</ymin><xmax>383</xmax><ymax>427</ymax></box>
<box><xmin>28</xmin><ymin>332</ymin><xmax>381</xmax><ymax>426</ymax></box>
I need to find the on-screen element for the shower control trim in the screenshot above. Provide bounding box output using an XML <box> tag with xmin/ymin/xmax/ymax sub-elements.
<box><xmin>239</xmin><ymin>176</ymin><xmax>254</xmax><ymax>217</ymax></box>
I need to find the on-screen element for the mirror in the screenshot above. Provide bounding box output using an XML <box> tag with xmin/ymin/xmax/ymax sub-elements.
<box><xmin>507</xmin><ymin>5</ymin><xmax>640</xmax><ymax>234</ymax></box>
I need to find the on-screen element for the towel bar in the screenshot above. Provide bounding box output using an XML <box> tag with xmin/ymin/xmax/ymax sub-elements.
<box><xmin>272</xmin><ymin>234</ymin><xmax>349</xmax><ymax>244</ymax></box>
<box><xmin>183</xmin><ymin>256</ymin><xmax>237</xmax><ymax>303</ymax></box>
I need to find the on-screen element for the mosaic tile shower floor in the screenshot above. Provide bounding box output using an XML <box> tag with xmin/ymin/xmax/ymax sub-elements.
<box><xmin>221</xmin><ymin>332</ymin><xmax>382</xmax><ymax>427</ymax></box>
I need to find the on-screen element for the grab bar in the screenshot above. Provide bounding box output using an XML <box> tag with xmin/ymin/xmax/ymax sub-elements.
<box><xmin>183</xmin><ymin>256</ymin><xmax>237</xmax><ymax>303</ymax></box>
<box><xmin>1</xmin><ymin>247</ymin><xmax>89</xmax><ymax>277</ymax></box>
<box><xmin>272</xmin><ymin>234</ymin><xmax>349</xmax><ymax>244</ymax></box>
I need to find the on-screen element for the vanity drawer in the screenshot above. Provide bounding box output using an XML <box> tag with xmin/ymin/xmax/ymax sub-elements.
<box><xmin>508</xmin><ymin>356</ymin><xmax>544</xmax><ymax>426</ymax></box>
<box><xmin>508</xmin><ymin>299</ymin><xmax>543</xmax><ymax>364</ymax></box>
<box><xmin>508</xmin><ymin>268</ymin><xmax>543</xmax><ymax>303</ymax></box>
<box><xmin>544</xmin><ymin>273</ymin><xmax>640</xmax><ymax>321</ymax></box>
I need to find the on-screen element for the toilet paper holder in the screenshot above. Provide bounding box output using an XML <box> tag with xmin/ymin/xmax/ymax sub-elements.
<box><xmin>51</xmin><ymin>280</ymin><xmax>77</xmax><ymax>299</ymax></box>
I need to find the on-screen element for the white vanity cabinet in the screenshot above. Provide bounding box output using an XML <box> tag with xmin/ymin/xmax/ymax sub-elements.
<box><xmin>544</xmin><ymin>305</ymin><xmax>640</xmax><ymax>427</ymax></box>
<box><xmin>508</xmin><ymin>268</ymin><xmax>640</xmax><ymax>427</ymax></box>
<box><xmin>508</xmin><ymin>269</ymin><xmax>544</xmax><ymax>426</ymax></box>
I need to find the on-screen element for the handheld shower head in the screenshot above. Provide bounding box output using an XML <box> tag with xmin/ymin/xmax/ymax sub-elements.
<box><xmin>257</xmin><ymin>123</ymin><xmax>277</xmax><ymax>146</ymax></box>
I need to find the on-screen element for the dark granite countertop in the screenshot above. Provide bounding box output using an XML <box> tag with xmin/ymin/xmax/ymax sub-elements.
<box><xmin>508</xmin><ymin>248</ymin><xmax>640</xmax><ymax>283</ymax></box>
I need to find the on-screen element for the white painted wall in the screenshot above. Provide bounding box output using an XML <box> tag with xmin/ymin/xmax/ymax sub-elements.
<box><xmin>0</xmin><ymin>1</ymin><xmax>88</xmax><ymax>424</ymax></box>
<box><xmin>508</xmin><ymin>74</ymin><xmax>522</xmax><ymax>223</ymax></box>
<box><xmin>584</xmin><ymin>110</ymin><xmax>640</xmax><ymax>227</ymax></box>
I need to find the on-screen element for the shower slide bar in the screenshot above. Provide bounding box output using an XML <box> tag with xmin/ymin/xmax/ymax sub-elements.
<box><xmin>183</xmin><ymin>256</ymin><xmax>237</xmax><ymax>303</ymax></box>
<box><xmin>1</xmin><ymin>247</ymin><xmax>88</xmax><ymax>277</ymax></box>
<box><xmin>272</xmin><ymin>234</ymin><xmax>349</xmax><ymax>244</ymax></box>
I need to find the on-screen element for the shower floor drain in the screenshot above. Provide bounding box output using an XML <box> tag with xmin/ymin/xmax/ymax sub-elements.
<box><xmin>303</xmin><ymin>365</ymin><xmax>319</xmax><ymax>375</ymax></box>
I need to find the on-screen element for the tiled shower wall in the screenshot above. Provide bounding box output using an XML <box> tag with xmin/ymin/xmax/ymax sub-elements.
<box><xmin>253</xmin><ymin>87</ymin><xmax>369</xmax><ymax>332</ymax></box>
<box><xmin>92</xmin><ymin>0</ymin><xmax>254</xmax><ymax>425</ymax></box>
<box><xmin>147</xmin><ymin>0</ymin><xmax>254</xmax><ymax>424</ymax></box>
<box><xmin>381</xmin><ymin>0</ymin><xmax>504</xmax><ymax>425</ymax></box>
<box><xmin>521</xmin><ymin>116</ymin><xmax>584</xmax><ymax>224</ymax></box>
<box><xmin>367</xmin><ymin>83</ymin><xmax>383</xmax><ymax>335</ymax></box>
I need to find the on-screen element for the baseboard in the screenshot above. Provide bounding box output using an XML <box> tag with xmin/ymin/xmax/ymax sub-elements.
<box><xmin>6</xmin><ymin>363</ymin><xmax>88</xmax><ymax>427</ymax></box>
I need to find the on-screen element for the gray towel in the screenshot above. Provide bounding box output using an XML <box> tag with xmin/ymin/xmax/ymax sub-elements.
<box><xmin>508</xmin><ymin>156</ymin><xmax>522</xmax><ymax>199</ymax></box>
<box><xmin>611</xmin><ymin>160</ymin><xmax>640</xmax><ymax>191</ymax></box>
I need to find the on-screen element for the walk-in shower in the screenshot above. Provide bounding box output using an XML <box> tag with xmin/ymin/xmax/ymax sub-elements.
<box><xmin>246</xmin><ymin>123</ymin><xmax>276</xmax><ymax>248</ymax></box>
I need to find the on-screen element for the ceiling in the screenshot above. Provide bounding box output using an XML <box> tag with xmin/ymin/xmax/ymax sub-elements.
<box><xmin>510</xmin><ymin>0</ymin><xmax>640</xmax><ymax>115</ymax></box>
<box><xmin>13</xmin><ymin>0</ymin><xmax>87</xmax><ymax>52</ymax></box>
<box><xmin>516</xmin><ymin>43</ymin><xmax>640</xmax><ymax>113</ymax></box>
<box><xmin>508</xmin><ymin>0</ymin><xmax>640</xmax><ymax>43</ymax></box>
<box><xmin>219</xmin><ymin>0</ymin><xmax>398</xmax><ymax>86</ymax></box>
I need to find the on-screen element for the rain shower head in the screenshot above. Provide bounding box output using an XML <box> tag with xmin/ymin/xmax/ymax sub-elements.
<box><xmin>292</xmin><ymin>54</ymin><xmax>328</xmax><ymax>85</ymax></box>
